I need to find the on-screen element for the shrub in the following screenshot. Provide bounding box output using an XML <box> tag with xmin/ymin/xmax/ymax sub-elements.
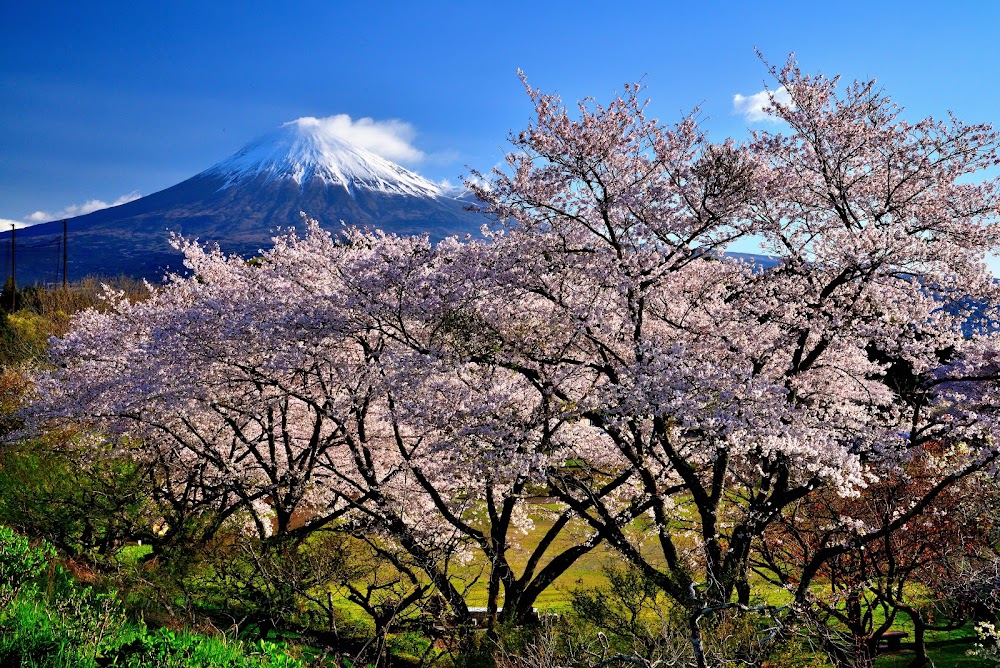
<box><xmin>0</xmin><ymin>524</ymin><xmax>54</xmax><ymax>608</ymax></box>
<box><xmin>0</xmin><ymin>441</ymin><xmax>154</xmax><ymax>560</ymax></box>
<box><xmin>0</xmin><ymin>568</ymin><xmax>311</xmax><ymax>667</ymax></box>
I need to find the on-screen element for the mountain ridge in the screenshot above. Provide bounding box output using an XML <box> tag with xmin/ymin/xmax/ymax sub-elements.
<box><xmin>5</xmin><ymin>121</ymin><xmax>485</xmax><ymax>283</ymax></box>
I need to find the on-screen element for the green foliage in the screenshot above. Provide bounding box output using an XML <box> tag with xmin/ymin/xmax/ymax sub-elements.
<box><xmin>0</xmin><ymin>524</ymin><xmax>54</xmax><ymax>608</ymax></box>
<box><xmin>0</xmin><ymin>599</ymin><xmax>311</xmax><ymax>667</ymax></box>
<box><xmin>194</xmin><ymin>533</ymin><xmax>309</xmax><ymax>624</ymax></box>
<box><xmin>0</xmin><ymin>313</ymin><xmax>37</xmax><ymax>366</ymax></box>
<box><xmin>559</xmin><ymin>563</ymin><xmax>794</xmax><ymax>667</ymax></box>
<box><xmin>0</xmin><ymin>365</ymin><xmax>30</xmax><ymax>436</ymax></box>
<box><xmin>570</xmin><ymin>561</ymin><xmax>683</xmax><ymax>659</ymax></box>
<box><xmin>0</xmin><ymin>559</ymin><xmax>311</xmax><ymax>667</ymax></box>
<box><xmin>112</xmin><ymin>526</ymin><xmax>356</xmax><ymax>639</ymax></box>
<box><xmin>113</xmin><ymin>627</ymin><xmax>310</xmax><ymax>668</ymax></box>
<box><xmin>0</xmin><ymin>557</ymin><xmax>129</xmax><ymax>664</ymax></box>
<box><xmin>0</xmin><ymin>441</ymin><xmax>154</xmax><ymax>559</ymax></box>
<box><xmin>433</xmin><ymin>308</ymin><xmax>504</xmax><ymax>361</ymax></box>
<box><xmin>0</xmin><ymin>584</ymin><xmax>130</xmax><ymax>664</ymax></box>
<box><xmin>0</xmin><ymin>276</ymin><xmax>20</xmax><ymax>315</ymax></box>
<box><xmin>6</xmin><ymin>310</ymin><xmax>55</xmax><ymax>360</ymax></box>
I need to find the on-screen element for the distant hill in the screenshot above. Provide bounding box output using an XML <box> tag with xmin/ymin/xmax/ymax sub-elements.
<box><xmin>4</xmin><ymin>119</ymin><xmax>486</xmax><ymax>284</ymax></box>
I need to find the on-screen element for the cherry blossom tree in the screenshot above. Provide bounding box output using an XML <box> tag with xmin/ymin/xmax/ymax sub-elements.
<box><xmin>459</xmin><ymin>57</ymin><xmax>1000</xmax><ymax>666</ymax></box>
<box><xmin>31</xmin><ymin>221</ymin><xmax>607</xmax><ymax>634</ymax></box>
<box><xmin>29</xmin><ymin>56</ymin><xmax>1000</xmax><ymax>667</ymax></box>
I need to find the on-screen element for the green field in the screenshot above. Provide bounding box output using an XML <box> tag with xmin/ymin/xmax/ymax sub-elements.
<box><xmin>318</xmin><ymin>500</ymin><xmax>989</xmax><ymax>665</ymax></box>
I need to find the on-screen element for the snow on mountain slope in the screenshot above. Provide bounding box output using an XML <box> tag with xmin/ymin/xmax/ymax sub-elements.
<box><xmin>203</xmin><ymin>118</ymin><xmax>446</xmax><ymax>198</ymax></box>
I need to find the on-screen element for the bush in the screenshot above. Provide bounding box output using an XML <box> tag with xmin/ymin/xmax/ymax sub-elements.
<box><xmin>0</xmin><ymin>441</ymin><xmax>154</xmax><ymax>560</ymax></box>
<box><xmin>0</xmin><ymin>562</ymin><xmax>311</xmax><ymax>667</ymax></box>
<box><xmin>0</xmin><ymin>584</ymin><xmax>129</xmax><ymax>664</ymax></box>
<box><xmin>117</xmin><ymin>526</ymin><xmax>356</xmax><ymax>636</ymax></box>
<box><xmin>116</xmin><ymin>627</ymin><xmax>310</xmax><ymax>668</ymax></box>
<box><xmin>0</xmin><ymin>524</ymin><xmax>54</xmax><ymax>608</ymax></box>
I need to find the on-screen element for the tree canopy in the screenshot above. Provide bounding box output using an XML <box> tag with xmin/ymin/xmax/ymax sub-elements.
<box><xmin>30</xmin><ymin>57</ymin><xmax>1000</xmax><ymax>668</ymax></box>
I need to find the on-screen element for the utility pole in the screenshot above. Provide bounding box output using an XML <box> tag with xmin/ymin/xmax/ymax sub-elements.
<box><xmin>62</xmin><ymin>219</ymin><xmax>68</xmax><ymax>289</ymax></box>
<box><xmin>9</xmin><ymin>224</ymin><xmax>15</xmax><ymax>311</ymax></box>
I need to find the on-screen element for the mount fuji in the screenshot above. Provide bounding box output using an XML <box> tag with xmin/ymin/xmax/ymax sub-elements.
<box><xmin>6</xmin><ymin>120</ymin><xmax>486</xmax><ymax>283</ymax></box>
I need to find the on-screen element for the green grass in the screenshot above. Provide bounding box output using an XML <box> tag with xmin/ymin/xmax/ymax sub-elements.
<box><xmin>865</xmin><ymin>617</ymin><xmax>986</xmax><ymax>666</ymax></box>
<box><xmin>115</xmin><ymin>542</ymin><xmax>153</xmax><ymax>566</ymax></box>
<box><xmin>434</xmin><ymin>502</ymin><xmax>995</xmax><ymax>668</ymax></box>
<box><xmin>435</xmin><ymin>501</ymin><xmax>619</xmax><ymax>610</ymax></box>
<box><xmin>873</xmin><ymin>636</ymin><xmax>985</xmax><ymax>667</ymax></box>
<box><xmin>99</xmin><ymin>506</ymin><xmax>1000</xmax><ymax>667</ymax></box>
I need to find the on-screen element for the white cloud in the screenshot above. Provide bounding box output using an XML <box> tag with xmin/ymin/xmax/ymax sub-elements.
<box><xmin>0</xmin><ymin>218</ymin><xmax>33</xmax><ymax>230</ymax></box>
<box><xmin>23</xmin><ymin>191</ymin><xmax>142</xmax><ymax>224</ymax></box>
<box><xmin>435</xmin><ymin>179</ymin><xmax>471</xmax><ymax>197</ymax></box>
<box><xmin>290</xmin><ymin>115</ymin><xmax>425</xmax><ymax>163</ymax></box>
<box><xmin>733</xmin><ymin>86</ymin><xmax>793</xmax><ymax>123</ymax></box>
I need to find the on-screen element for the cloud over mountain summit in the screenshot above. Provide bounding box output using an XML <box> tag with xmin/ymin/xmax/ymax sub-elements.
<box><xmin>289</xmin><ymin>115</ymin><xmax>425</xmax><ymax>164</ymax></box>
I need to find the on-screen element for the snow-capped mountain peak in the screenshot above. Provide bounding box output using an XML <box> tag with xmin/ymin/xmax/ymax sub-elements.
<box><xmin>2</xmin><ymin>115</ymin><xmax>486</xmax><ymax>283</ymax></box>
<box><xmin>202</xmin><ymin>118</ymin><xmax>445</xmax><ymax>199</ymax></box>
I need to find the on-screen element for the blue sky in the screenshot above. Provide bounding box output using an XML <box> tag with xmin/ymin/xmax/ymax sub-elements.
<box><xmin>3</xmin><ymin>0</ymin><xmax>1000</xmax><ymax>243</ymax></box>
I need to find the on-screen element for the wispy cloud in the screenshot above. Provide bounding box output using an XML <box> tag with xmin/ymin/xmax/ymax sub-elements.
<box><xmin>290</xmin><ymin>115</ymin><xmax>425</xmax><ymax>163</ymax></box>
<box><xmin>733</xmin><ymin>86</ymin><xmax>793</xmax><ymax>123</ymax></box>
<box><xmin>24</xmin><ymin>191</ymin><xmax>142</xmax><ymax>223</ymax></box>
<box><xmin>435</xmin><ymin>179</ymin><xmax>471</xmax><ymax>197</ymax></box>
